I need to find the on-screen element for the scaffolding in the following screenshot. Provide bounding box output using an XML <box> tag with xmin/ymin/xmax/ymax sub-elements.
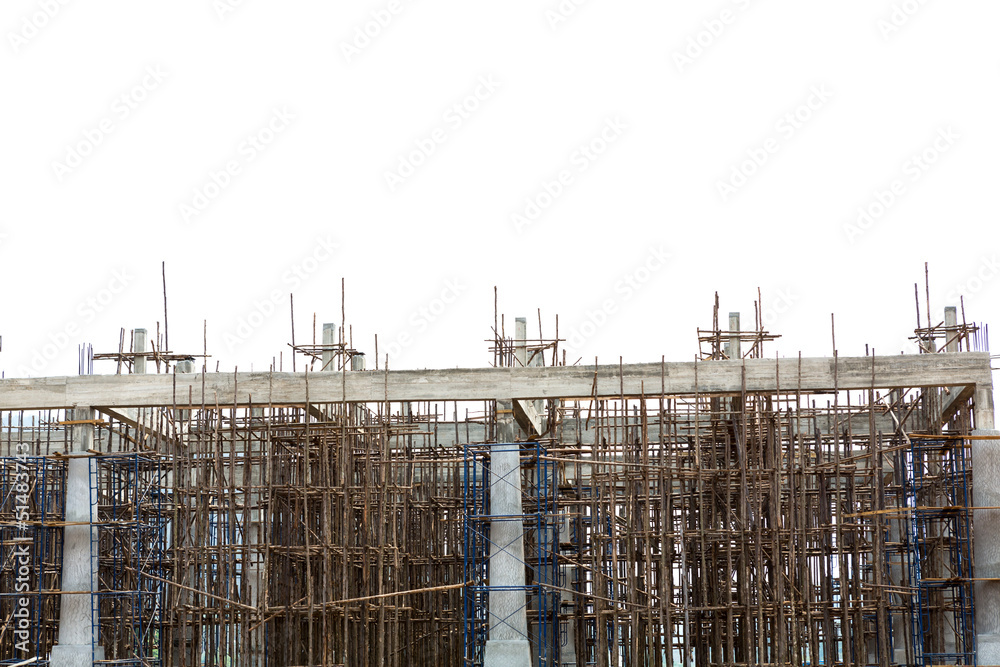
<box><xmin>0</xmin><ymin>283</ymin><xmax>993</xmax><ymax>666</ymax></box>
<box><xmin>902</xmin><ymin>436</ymin><xmax>976</xmax><ymax>666</ymax></box>
<box><xmin>463</xmin><ymin>441</ymin><xmax>558</xmax><ymax>665</ymax></box>
<box><xmin>0</xmin><ymin>453</ymin><xmax>65</xmax><ymax>665</ymax></box>
<box><xmin>91</xmin><ymin>452</ymin><xmax>169</xmax><ymax>666</ymax></box>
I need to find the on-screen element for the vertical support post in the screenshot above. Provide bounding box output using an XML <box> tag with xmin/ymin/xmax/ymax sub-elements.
<box><xmin>945</xmin><ymin>307</ymin><xmax>959</xmax><ymax>353</ymax></box>
<box><xmin>133</xmin><ymin>329</ymin><xmax>146</xmax><ymax>375</ymax></box>
<box><xmin>886</xmin><ymin>392</ymin><xmax>908</xmax><ymax>664</ymax></box>
<box><xmin>925</xmin><ymin>333</ymin><xmax>942</xmax><ymax>433</ymax></box>
<box><xmin>50</xmin><ymin>407</ymin><xmax>104</xmax><ymax>667</ymax></box>
<box><xmin>322</xmin><ymin>323</ymin><xmax>336</xmax><ymax>371</ymax></box>
<box><xmin>728</xmin><ymin>312</ymin><xmax>740</xmax><ymax>360</ymax></box>
<box><xmin>559</xmin><ymin>564</ymin><xmax>578</xmax><ymax>666</ymax></box>
<box><xmin>515</xmin><ymin>318</ymin><xmax>527</xmax><ymax>367</ymax></box>
<box><xmin>173</xmin><ymin>359</ymin><xmax>194</xmax><ymax>665</ymax></box>
<box><xmin>176</xmin><ymin>358</ymin><xmax>195</xmax><ymax>424</ymax></box>
<box><xmin>248</xmin><ymin>405</ymin><xmax>265</xmax><ymax>666</ymax></box>
<box><xmin>973</xmin><ymin>382</ymin><xmax>1000</xmax><ymax>665</ymax></box>
<box><xmin>484</xmin><ymin>401</ymin><xmax>531</xmax><ymax>667</ymax></box>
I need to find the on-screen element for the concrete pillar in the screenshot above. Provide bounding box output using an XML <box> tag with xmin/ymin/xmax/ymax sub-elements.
<box><xmin>350</xmin><ymin>353</ymin><xmax>365</xmax><ymax>371</ymax></box>
<box><xmin>728</xmin><ymin>312</ymin><xmax>740</xmax><ymax>359</ymax></box>
<box><xmin>927</xmin><ymin>337</ymin><xmax>942</xmax><ymax>432</ymax></box>
<box><xmin>176</xmin><ymin>358</ymin><xmax>195</xmax><ymax>424</ymax></box>
<box><xmin>50</xmin><ymin>408</ymin><xmax>104</xmax><ymax>666</ymax></box>
<box><xmin>945</xmin><ymin>307</ymin><xmax>959</xmax><ymax>352</ymax></box>
<box><xmin>484</xmin><ymin>401</ymin><xmax>531</xmax><ymax>667</ymax></box>
<box><xmin>973</xmin><ymin>383</ymin><xmax>1000</xmax><ymax>665</ymax></box>
<box><xmin>515</xmin><ymin>318</ymin><xmax>527</xmax><ymax>367</ymax></box>
<box><xmin>248</xmin><ymin>405</ymin><xmax>265</xmax><ymax>666</ymax></box>
<box><xmin>133</xmin><ymin>328</ymin><xmax>146</xmax><ymax>374</ymax></box>
<box><xmin>171</xmin><ymin>362</ymin><xmax>195</xmax><ymax>666</ymax></box>
<box><xmin>322</xmin><ymin>323</ymin><xmax>336</xmax><ymax>371</ymax></box>
<box><xmin>559</xmin><ymin>564</ymin><xmax>578</xmax><ymax>666</ymax></box>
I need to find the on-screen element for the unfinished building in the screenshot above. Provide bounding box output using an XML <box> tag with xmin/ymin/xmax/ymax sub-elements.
<box><xmin>0</xmin><ymin>292</ymin><xmax>998</xmax><ymax>666</ymax></box>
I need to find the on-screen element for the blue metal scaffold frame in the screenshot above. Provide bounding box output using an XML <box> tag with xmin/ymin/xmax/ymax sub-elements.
<box><xmin>903</xmin><ymin>436</ymin><xmax>976</xmax><ymax>667</ymax></box>
<box><xmin>90</xmin><ymin>452</ymin><xmax>169</xmax><ymax>666</ymax></box>
<box><xmin>463</xmin><ymin>441</ymin><xmax>559</xmax><ymax>666</ymax></box>
<box><xmin>0</xmin><ymin>455</ymin><xmax>65</xmax><ymax>666</ymax></box>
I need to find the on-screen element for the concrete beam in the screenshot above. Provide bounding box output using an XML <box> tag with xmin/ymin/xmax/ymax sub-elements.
<box><xmin>513</xmin><ymin>399</ymin><xmax>542</xmax><ymax>438</ymax></box>
<box><xmin>97</xmin><ymin>406</ymin><xmax>186</xmax><ymax>451</ymax></box>
<box><xmin>941</xmin><ymin>383</ymin><xmax>976</xmax><ymax>425</ymax></box>
<box><xmin>0</xmin><ymin>353</ymin><xmax>990</xmax><ymax>410</ymax></box>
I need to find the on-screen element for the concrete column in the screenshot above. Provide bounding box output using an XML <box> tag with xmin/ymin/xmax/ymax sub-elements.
<box><xmin>886</xmin><ymin>391</ymin><xmax>908</xmax><ymax>664</ymax></box>
<box><xmin>926</xmin><ymin>334</ymin><xmax>942</xmax><ymax>431</ymax></box>
<box><xmin>935</xmin><ymin>297</ymin><xmax>959</xmax><ymax>598</ymax></box>
<box><xmin>133</xmin><ymin>329</ymin><xmax>146</xmax><ymax>374</ymax></box>
<box><xmin>50</xmin><ymin>408</ymin><xmax>104</xmax><ymax>666</ymax></box>
<box><xmin>322</xmin><ymin>323</ymin><xmax>336</xmax><ymax>371</ymax></box>
<box><xmin>350</xmin><ymin>353</ymin><xmax>365</xmax><ymax>371</ymax></box>
<box><xmin>973</xmin><ymin>382</ymin><xmax>1000</xmax><ymax>665</ymax></box>
<box><xmin>559</xmin><ymin>563</ymin><xmax>578</xmax><ymax>666</ymax></box>
<box><xmin>728</xmin><ymin>312</ymin><xmax>740</xmax><ymax>359</ymax></box>
<box><xmin>484</xmin><ymin>401</ymin><xmax>531</xmax><ymax>667</ymax></box>
<box><xmin>945</xmin><ymin>307</ymin><xmax>959</xmax><ymax>352</ymax></box>
<box><xmin>248</xmin><ymin>405</ymin><xmax>265</xmax><ymax>666</ymax></box>
<box><xmin>176</xmin><ymin>358</ymin><xmax>195</xmax><ymax>424</ymax></box>
<box><xmin>515</xmin><ymin>318</ymin><xmax>527</xmax><ymax>367</ymax></box>
<box><xmin>171</xmin><ymin>362</ymin><xmax>195</xmax><ymax>666</ymax></box>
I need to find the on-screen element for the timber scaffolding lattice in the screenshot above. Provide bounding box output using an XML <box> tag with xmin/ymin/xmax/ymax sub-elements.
<box><xmin>0</xmin><ymin>438</ymin><xmax>65</xmax><ymax>666</ymax></box>
<box><xmin>0</xmin><ymin>291</ymin><xmax>994</xmax><ymax>666</ymax></box>
<box><xmin>0</xmin><ymin>391</ymin><xmax>992</xmax><ymax>665</ymax></box>
<box><xmin>90</xmin><ymin>452</ymin><xmax>168</xmax><ymax>666</ymax></box>
<box><xmin>0</xmin><ymin>380</ymin><xmax>991</xmax><ymax>664</ymax></box>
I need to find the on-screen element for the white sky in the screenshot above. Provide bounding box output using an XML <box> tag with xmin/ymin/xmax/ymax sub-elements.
<box><xmin>1</xmin><ymin>1</ymin><xmax>998</xmax><ymax>382</ymax></box>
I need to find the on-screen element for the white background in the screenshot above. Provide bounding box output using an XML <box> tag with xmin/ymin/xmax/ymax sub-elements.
<box><xmin>1</xmin><ymin>0</ymin><xmax>997</xmax><ymax>381</ymax></box>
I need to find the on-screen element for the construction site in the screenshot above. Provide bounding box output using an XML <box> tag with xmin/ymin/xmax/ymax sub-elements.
<box><xmin>1</xmin><ymin>282</ymin><xmax>998</xmax><ymax>667</ymax></box>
